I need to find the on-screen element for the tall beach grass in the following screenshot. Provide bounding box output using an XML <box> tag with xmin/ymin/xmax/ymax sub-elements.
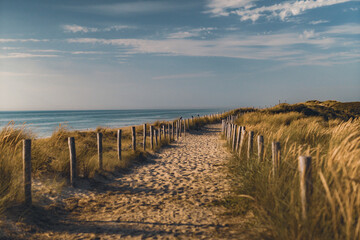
<box><xmin>224</xmin><ymin>107</ymin><xmax>360</xmax><ymax>239</ymax></box>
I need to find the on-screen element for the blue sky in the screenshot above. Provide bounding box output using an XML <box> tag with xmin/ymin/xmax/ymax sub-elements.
<box><xmin>0</xmin><ymin>0</ymin><xmax>359</xmax><ymax>110</ymax></box>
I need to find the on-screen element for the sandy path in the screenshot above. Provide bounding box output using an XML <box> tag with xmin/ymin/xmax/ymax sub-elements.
<box><xmin>32</xmin><ymin>125</ymin><xmax>242</xmax><ymax>239</ymax></box>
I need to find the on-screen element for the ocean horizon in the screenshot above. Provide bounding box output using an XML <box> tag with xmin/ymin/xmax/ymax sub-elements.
<box><xmin>0</xmin><ymin>108</ymin><xmax>227</xmax><ymax>137</ymax></box>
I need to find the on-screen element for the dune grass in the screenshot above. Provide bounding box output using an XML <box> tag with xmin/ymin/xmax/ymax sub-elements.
<box><xmin>0</xmin><ymin>112</ymin><xmax>228</xmax><ymax>213</ymax></box>
<box><xmin>223</xmin><ymin>103</ymin><xmax>360</xmax><ymax>239</ymax></box>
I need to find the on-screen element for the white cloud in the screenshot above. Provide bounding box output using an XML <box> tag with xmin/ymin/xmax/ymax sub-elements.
<box><xmin>75</xmin><ymin>1</ymin><xmax>191</xmax><ymax>15</ymax></box>
<box><xmin>66</xmin><ymin>24</ymin><xmax>359</xmax><ymax>65</ymax></box>
<box><xmin>71</xmin><ymin>51</ymin><xmax>105</xmax><ymax>55</ymax></box>
<box><xmin>104</xmin><ymin>25</ymin><xmax>135</xmax><ymax>31</ymax></box>
<box><xmin>62</xmin><ymin>24</ymin><xmax>98</xmax><ymax>33</ymax></box>
<box><xmin>0</xmin><ymin>39</ymin><xmax>48</xmax><ymax>43</ymax></box>
<box><xmin>152</xmin><ymin>72</ymin><xmax>214</xmax><ymax>80</ymax></box>
<box><xmin>206</xmin><ymin>0</ymin><xmax>353</xmax><ymax>22</ymax></box>
<box><xmin>62</xmin><ymin>24</ymin><xmax>135</xmax><ymax>33</ymax></box>
<box><xmin>325</xmin><ymin>24</ymin><xmax>360</xmax><ymax>35</ymax></box>
<box><xmin>309</xmin><ymin>20</ymin><xmax>329</xmax><ymax>25</ymax></box>
<box><xmin>167</xmin><ymin>27</ymin><xmax>216</xmax><ymax>39</ymax></box>
<box><xmin>0</xmin><ymin>53</ymin><xmax>58</xmax><ymax>59</ymax></box>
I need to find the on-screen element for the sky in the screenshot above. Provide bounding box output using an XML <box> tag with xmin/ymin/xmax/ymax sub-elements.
<box><xmin>0</xmin><ymin>0</ymin><xmax>359</xmax><ymax>111</ymax></box>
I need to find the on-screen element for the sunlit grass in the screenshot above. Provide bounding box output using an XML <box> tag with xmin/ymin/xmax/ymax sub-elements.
<box><xmin>224</xmin><ymin>103</ymin><xmax>360</xmax><ymax>239</ymax></box>
<box><xmin>0</xmin><ymin>112</ymin><xmax>228</xmax><ymax>213</ymax></box>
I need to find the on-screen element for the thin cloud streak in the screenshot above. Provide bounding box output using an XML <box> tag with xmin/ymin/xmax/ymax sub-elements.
<box><xmin>206</xmin><ymin>0</ymin><xmax>353</xmax><ymax>21</ymax></box>
<box><xmin>152</xmin><ymin>72</ymin><xmax>214</xmax><ymax>80</ymax></box>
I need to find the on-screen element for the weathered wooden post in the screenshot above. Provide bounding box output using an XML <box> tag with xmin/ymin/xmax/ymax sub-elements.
<box><xmin>272</xmin><ymin>141</ymin><xmax>281</xmax><ymax>176</ymax></box>
<box><xmin>172</xmin><ymin>122</ymin><xmax>175</xmax><ymax>140</ymax></box>
<box><xmin>150</xmin><ymin>126</ymin><xmax>154</xmax><ymax>149</ymax></box>
<box><xmin>68</xmin><ymin>137</ymin><xmax>76</xmax><ymax>187</ymax></box>
<box><xmin>183</xmin><ymin>120</ymin><xmax>186</xmax><ymax>137</ymax></box>
<box><xmin>176</xmin><ymin>122</ymin><xmax>179</xmax><ymax>140</ymax></box>
<box><xmin>239</xmin><ymin>128</ymin><xmax>246</xmax><ymax>157</ymax></box>
<box><xmin>179</xmin><ymin>120</ymin><xmax>182</xmax><ymax>137</ymax></box>
<box><xmin>117</xmin><ymin>129</ymin><xmax>122</xmax><ymax>161</ymax></box>
<box><xmin>23</xmin><ymin>139</ymin><xmax>32</xmax><ymax>206</ymax></box>
<box><xmin>163</xmin><ymin>125</ymin><xmax>166</xmax><ymax>141</ymax></box>
<box><xmin>158</xmin><ymin>128</ymin><xmax>162</xmax><ymax>143</ymax></box>
<box><xmin>154</xmin><ymin>128</ymin><xmax>158</xmax><ymax>146</ymax></box>
<box><xmin>299</xmin><ymin>156</ymin><xmax>312</xmax><ymax>221</ymax></box>
<box><xmin>221</xmin><ymin>120</ymin><xmax>225</xmax><ymax>135</ymax></box>
<box><xmin>97</xmin><ymin>132</ymin><xmax>103</xmax><ymax>170</ymax></box>
<box><xmin>187</xmin><ymin>119</ymin><xmax>190</xmax><ymax>130</ymax></box>
<box><xmin>143</xmin><ymin>124</ymin><xmax>147</xmax><ymax>151</ymax></box>
<box><xmin>167</xmin><ymin>123</ymin><xmax>170</xmax><ymax>141</ymax></box>
<box><xmin>232</xmin><ymin>125</ymin><xmax>237</xmax><ymax>151</ymax></box>
<box><xmin>235</xmin><ymin>126</ymin><xmax>241</xmax><ymax>152</ymax></box>
<box><xmin>247</xmin><ymin>131</ymin><xmax>254</xmax><ymax>159</ymax></box>
<box><xmin>257</xmin><ymin>135</ymin><xmax>264</xmax><ymax>162</ymax></box>
<box><xmin>132</xmin><ymin>126</ymin><xmax>136</xmax><ymax>151</ymax></box>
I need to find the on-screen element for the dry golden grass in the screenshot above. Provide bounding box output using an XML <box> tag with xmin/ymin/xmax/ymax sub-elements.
<box><xmin>0</xmin><ymin>112</ymin><xmax>227</xmax><ymax>213</ymax></box>
<box><xmin>224</xmin><ymin>110</ymin><xmax>360</xmax><ymax>239</ymax></box>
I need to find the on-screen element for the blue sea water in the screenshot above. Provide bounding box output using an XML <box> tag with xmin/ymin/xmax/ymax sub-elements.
<box><xmin>0</xmin><ymin>109</ymin><xmax>226</xmax><ymax>137</ymax></box>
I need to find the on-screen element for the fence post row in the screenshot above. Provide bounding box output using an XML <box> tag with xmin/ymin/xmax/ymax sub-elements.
<box><xmin>97</xmin><ymin>132</ymin><xmax>103</xmax><ymax>170</ymax></box>
<box><xmin>68</xmin><ymin>137</ymin><xmax>76</xmax><ymax>188</ymax></box>
<box><xmin>299</xmin><ymin>156</ymin><xmax>312</xmax><ymax>221</ymax></box>
<box><xmin>272</xmin><ymin>141</ymin><xmax>281</xmax><ymax>176</ymax></box>
<box><xmin>132</xmin><ymin>126</ymin><xmax>136</xmax><ymax>151</ymax></box>
<box><xmin>117</xmin><ymin>129</ymin><xmax>122</xmax><ymax>161</ymax></box>
<box><xmin>23</xmin><ymin>139</ymin><xmax>32</xmax><ymax>206</ymax></box>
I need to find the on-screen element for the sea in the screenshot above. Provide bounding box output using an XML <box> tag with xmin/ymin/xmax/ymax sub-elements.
<box><xmin>0</xmin><ymin>109</ymin><xmax>226</xmax><ymax>138</ymax></box>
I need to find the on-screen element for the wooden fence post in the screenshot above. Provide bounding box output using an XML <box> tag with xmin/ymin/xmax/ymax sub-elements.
<box><xmin>68</xmin><ymin>137</ymin><xmax>76</xmax><ymax>187</ymax></box>
<box><xmin>272</xmin><ymin>141</ymin><xmax>281</xmax><ymax>176</ymax></box>
<box><xmin>235</xmin><ymin>126</ymin><xmax>241</xmax><ymax>152</ymax></box>
<box><xmin>247</xmin><ymin>131</ymin><xmax>254</xmax><ymax>159</ymax></box>
<box><xmin>179</xmin><ymin>120</ymin><xmax>182</xmax><ymax>137</ymax></box>
<box><xmin>232</xmin><ymin>125</ymin><xmax>237</xmax><ymax>151</ymax></box>
<box><xmin>132</xmin><ymin>126</ymin><xmax>136</xmax><ymax>151</ymax></box>
<box><xmin>150</xmin><ymin>126</ymin><xmax>154</xmax><ymax>149</ymax></box>
<box><xmin>97</xmin><ymin>132</ymin><xmax>103</xmax><ymax>170</ymax></box>
<box><xmin>163</xmin><ymin>125</ymin><xmax>166</xmax><ymax>141</ymax></box>
<box><xmin>155</xmin><ymin>128</ymin><xmax>158</xmax><ymax>146</ymax></box>
<box><xmin>167</xmin><ymin>123</ymin><xmax>170</xmax><ymax>141</ymax></box>
<box><xmin>299</xmin><ymin>156</ymin><xmax>312</xmax><ymax>221</ymax></box>
<box><xmin>143</xmin><ymin>124</ymin><xmax>147</xmax><ymax>151</ymax></box>
<box><xmin>221</xmin><ymin>120</ymin><xmax>225</xmax><ymax>135</ymax></box>
<box><xmin>117</xmin><ymin>129</ymin><xmax>122</xmax><ymax>161</ymax></box>
<box><xmin>172</xmin><ymin>122</ymin><xmax>175</xmax><ymax>141</ymax></box>
<box><xmin>257</xmin><ymin>135</ymin><xmax>264</xmax><ymax>162</ymax></box>
<box><xmin>183</xmin><ymin>120</ymin><xmax>186</xmax><ymax>137</ymax></box>
<box><xmin>239</xmin><ymin>128</ymin><xmax>246</xmax><ymax>157</ymax></box>
<box><xmin>23</xmin><ymin>139</ymin><xmax>32</xmax><ymax>206</ymax></box>
<box><xmin>176</xmin><ymin>122</ymin><xmax>179</xmax><ymax>140</ymax></box>
<box><xmin>158</xmin><ymin>128</ymin><xmax>161</xmax><ymax>143</ymax></box>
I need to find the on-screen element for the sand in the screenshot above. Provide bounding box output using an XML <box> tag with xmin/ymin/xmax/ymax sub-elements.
<box><xmin>8</xmin><ymin>125</ymin><xmax>249</xmax><ymax>239</ymax></box>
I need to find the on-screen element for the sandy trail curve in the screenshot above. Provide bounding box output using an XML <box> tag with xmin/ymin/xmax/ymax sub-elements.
<box><xmin>32</xmin><ymin>124</ymin><xmax>244</xmax><ymax>239</ymax></box>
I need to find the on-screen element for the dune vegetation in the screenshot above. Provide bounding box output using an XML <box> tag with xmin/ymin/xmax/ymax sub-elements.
<box><xmin>0</xmin><ymin>113</ymin><xmax>228</xmax><ymax>214</ymax></box>
<box><xmin>223</xmin><ymin>101</ymin><xmax>360</xmax><ymax>239</ymax></box>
